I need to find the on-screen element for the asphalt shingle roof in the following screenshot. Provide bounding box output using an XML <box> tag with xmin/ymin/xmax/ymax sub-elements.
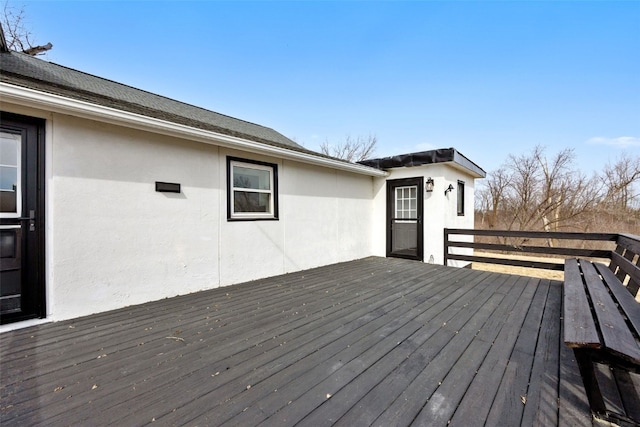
<box><xmin>0</xmin><ymin>50</ymin><xmax>309</xmax><ymax>153</ymax></box>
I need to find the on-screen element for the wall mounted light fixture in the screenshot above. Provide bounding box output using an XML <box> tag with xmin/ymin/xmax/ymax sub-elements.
<box><xmin>444</xmin><ymin>184</ymin><xmax>454</xmax><ymax>195</ymax></box>
<box><xmin>425</xmin><ymin>177</ymin><xmax>434</xmax><ymax>192</ymax></box>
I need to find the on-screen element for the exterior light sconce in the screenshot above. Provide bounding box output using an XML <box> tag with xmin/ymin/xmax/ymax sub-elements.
<box><xmin>445</xmin><ymin>184</ymin><xmax>454</xmax><ymax>195</ymax></box>
<box><xmin>425</xmin><ymin>177</ymin><xmax>434</xmax><ymax>192</ymax></box>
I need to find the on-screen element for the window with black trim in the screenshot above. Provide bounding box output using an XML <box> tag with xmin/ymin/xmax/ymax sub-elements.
<box><xmin>457</xmin><ymin>180</ymin><xmax>465</xmax><ymax>216</ymax></box>
<box><xmin>227</xmin><ymin>157</ymin><xmax>278</xmax><ymax>220</ymax></box>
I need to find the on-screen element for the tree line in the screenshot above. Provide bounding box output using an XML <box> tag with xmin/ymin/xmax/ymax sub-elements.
<box><xmin>475</xmin><ymin>145</ymin><xmax>640</xmax><ymax>235</ymax></box>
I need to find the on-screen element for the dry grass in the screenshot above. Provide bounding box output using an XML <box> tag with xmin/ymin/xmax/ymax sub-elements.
<box><xmin>471</xmin><ymin>251</ymin><xmax>565</xmax><ymax>280</ymax></box>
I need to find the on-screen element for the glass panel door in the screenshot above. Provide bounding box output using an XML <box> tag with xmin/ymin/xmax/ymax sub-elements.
<box><xmin>387</xmin><ymin>178</ymin><xmax>423</xmax><ymax>261</ymax></box>
<box><xmin>0</xmin><ymin>115</ymin><xmax>45</xmax><ymax>324</ymax></box>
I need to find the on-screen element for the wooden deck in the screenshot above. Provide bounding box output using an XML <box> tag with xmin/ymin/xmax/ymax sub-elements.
<box><xmin>1</xmin><ymin>257</ymin><xmax>594</xmax><ymax>426</ymax></box>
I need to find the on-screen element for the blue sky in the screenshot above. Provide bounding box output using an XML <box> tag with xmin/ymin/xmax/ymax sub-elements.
<box><xmin>17</xmin><ymin>0</ymin><xmax>640</xmax><ymax>174</ymax></box>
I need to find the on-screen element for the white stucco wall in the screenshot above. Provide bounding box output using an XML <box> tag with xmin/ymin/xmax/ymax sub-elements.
<box><xmin>1</xmin><ymin>104</ymin><xmax>377</xmax><ymax>322</ymax></box>
<box><xmin>51</xmin><ymin>115</ymin><xmax>222</xmax><ymax>319</ymax></box>
<box><xmin>218</xmin><ymin>150</ymin><xmax>374</xmax><ymax>286</ymax></box>
<box><xmin>279</xmin><ymin>161</ymin><xmax>373</xmax><ymax>273</ymax></box>
<box><xmin>1</xmin><ymin>100</ymin><xmax>484</xmax><ymax>327</ymax></box>
<box><xmin>372</xmin><ymin>163</ymin><xmax>478</xmax><ymax>266</ymax></box>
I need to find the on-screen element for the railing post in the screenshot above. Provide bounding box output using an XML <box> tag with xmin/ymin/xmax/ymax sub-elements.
<box><xmin>444</xmin><ymin>228</ymin><xmax>449</xmax><ymax>266</ymax></box>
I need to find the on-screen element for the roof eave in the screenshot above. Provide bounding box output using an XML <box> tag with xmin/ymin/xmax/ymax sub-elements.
<box><xmin>452</xmin><ymin>149</ymin><xmax>487</xmax><ymax>178</ymax></box>
<box><xmin>0</xmin><ymin>82</ymin><xmax>388</xmax><ymax>177</ymax></box>
<box><xmin>359</xmin><ymin>147</ymin><xmax>486</xmax><ymax>178</ymax></box>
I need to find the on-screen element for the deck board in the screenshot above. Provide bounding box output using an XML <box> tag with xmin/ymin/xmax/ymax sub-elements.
<box><xmin>266</xmin><ymin>271</ymin><xmax>503</xmax><ymax>427</ymax></box>
<box><xmin>0</xmin><ymin>257</ymin><xmax>592</xmax><ymax>426</ymax></box>
<box><xmin>412</xmin><ymin>275</ymin><xmax>536</xmax><ymax>426</ymax></box>
<box><xmin>299</xmin><ymin>273</ymin><xmax>518</xmax><ymax>427</ymax></box>
<box><xmin>448</xmin><ymin>277</ymin><xmax>548</xmax><ymax>426</ymax></box>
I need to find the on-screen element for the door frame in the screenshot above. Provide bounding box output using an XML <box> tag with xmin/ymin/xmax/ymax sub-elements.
<box><xmin>0</xmin><ymin>112</ymin><xmax>46</xmax><ymax>324</ymax></box>
<box><xmin>386</xmin><ymin>177</ymin><xmax>424</xmax><ymax>261</ymax></box>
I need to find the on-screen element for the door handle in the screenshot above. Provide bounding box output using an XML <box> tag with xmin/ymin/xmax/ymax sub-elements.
<box><xmin>16</xmin><ymin>210</ymin><xmax>35</xmax><ymax>220</ymax></box>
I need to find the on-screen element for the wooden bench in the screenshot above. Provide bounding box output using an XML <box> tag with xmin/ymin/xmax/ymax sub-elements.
<box><xmin>564</xmin><ymin>234</ymin><xmax>640</xmax><ymax>426</ymax></box>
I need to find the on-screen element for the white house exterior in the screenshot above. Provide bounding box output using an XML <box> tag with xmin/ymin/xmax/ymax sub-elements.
<box><xmin>363</xmin><ymin>150</ymin><xmax>485</xmax><ymax>267</ymax></box>
<box><xmin>0</xmin><ymin>46</ymin><xmax>484</xmax><ymax>330</ymax></box>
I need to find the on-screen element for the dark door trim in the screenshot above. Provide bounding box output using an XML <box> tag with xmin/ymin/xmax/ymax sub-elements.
<box><xmin>386</xmin><ymin>177</ymin><xmax>424</xmax><ymax>261</ymax></box>
<box><xmin>0</xmin><ymin>112</ymin><xmax>46</xmax><ymax>324</ymax></box>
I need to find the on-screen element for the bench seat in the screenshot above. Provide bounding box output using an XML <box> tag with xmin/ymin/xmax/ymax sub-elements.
<box><xmin>563</xmin><ymin>258</ymin><xmax>640</xmax><ymax>426</ymax></box>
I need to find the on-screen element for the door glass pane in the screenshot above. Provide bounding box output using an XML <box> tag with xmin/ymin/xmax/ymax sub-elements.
<box><xmin>0</xmin><ymin>132</ymin><xmax>20</xmax><ymax>215</ymax></box>
<box><xmin>392</xmin><ymin>222</ymin><xmax>417</xmax><ymax>252</ymax></box>
<box><xmin>395</xmin><ymin>185</ymin><xmax>417</xmax><ymax>220</ymax></box>
<box><xmin>0</xmin><ymin>134</ymin><xmax>18</xmax><ymax>165</ymax></box>
<box><xmin>0</xmin><ymin>167</ymin><xmax>18</xmax><ymax>191</ymax></box>
<box><xmin>0</xmin><ymin>230</ymin><xmax>16</xmax><ymax>258</ymax></box>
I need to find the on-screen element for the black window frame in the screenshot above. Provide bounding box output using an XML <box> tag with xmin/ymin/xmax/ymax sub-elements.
<box><xmin>457</xmin><ymin>180</ymin><xmax>465</xmax><ymax>216</ymax></box>
<box><xmin>226</xmin><ymin>156</ymin><xmax>279</xmax><ymax>221</ymax></box>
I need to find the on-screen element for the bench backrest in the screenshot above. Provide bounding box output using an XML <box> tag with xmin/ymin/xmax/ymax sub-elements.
<box><xmin>609</xmin><ymin>234</ymin><xmax>640</xmax><ymax>298</ymax></box>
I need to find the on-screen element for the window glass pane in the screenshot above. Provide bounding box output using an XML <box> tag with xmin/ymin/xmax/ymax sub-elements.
<box><xmin>0</xmin><ymin>133</ymin><xmax>19</xmax><ymax>166</ymax></box>
<box><xmin>234</xmin><ymin>191</ymin><xmax>270</xmax><ymax>213</ymax></box>
<box><xmin>395</xmin><ymin>185</ymin><xmax>419</xmax><ymax>220</ymax></box>
<box><xmin>457</xmin><ymin>181</ymin><xmax>465</xmax><ymax>215</ymax></box>
<box><xmin>233</xmin><ymin>166</ymin><xmax>270</xmax><ymax>190</ymax></box>
<box><xmin>0</xmin><ymin>132</ymin><xmax>20</xmax><ymax>215</ymax></box>
<box><xmin>0</xmin><ymin>166</ymin><xmax>18</xmax><ymax>213</ymax></box>
<box><xmin>0</xmin><ymin>166</ymin><xmax>17</xmax><ymax>191</ymax></box>
<box><xmin>0</xmin><ymin>166</ymin><xmax>18</xmax><ymax>215</ymax></box>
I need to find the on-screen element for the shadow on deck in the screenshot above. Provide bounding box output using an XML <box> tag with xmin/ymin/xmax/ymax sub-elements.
<box><xmin>1</xmin><ymin>257</ymin><xmax>594</xmax><ymax>426</ymax></box>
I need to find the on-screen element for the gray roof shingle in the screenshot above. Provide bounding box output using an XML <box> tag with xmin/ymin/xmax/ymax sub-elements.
<box><xmin>0</xmin><ymin>50</ymin><xmax>310</xmax><ymax>153</ymax></box>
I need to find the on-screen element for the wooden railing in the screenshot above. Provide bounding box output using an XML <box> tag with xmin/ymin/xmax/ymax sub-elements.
<box><xmin>443</xmin><ymin>229</ymin><xmax>635</xmax><ymax>271</ymax></box>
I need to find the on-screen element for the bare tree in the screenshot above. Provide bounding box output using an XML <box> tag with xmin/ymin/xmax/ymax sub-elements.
<box><xmin>503</xmin><ymin>146</ymin><xmax>542</xmax><ymax>231</ymax></box>
<box><xmin>601</xmin><ymin>154</ymin><xmax>640</xmax><ymax>211</ymax></box>
<box><xmin>534</xmin><ymin>147</ymin><xmax>601</xmax><ymax>236</ymax></box>
<box><xmin>476</xmin><ymin>147</ymin><xmax>640</xmax><ymax>236</ymax></box>
<box><xmin>475</xmin><ymin>167</ymin><xmax>511</xmax><ymax>229</ymax></box>
<box><xmin>1</xmin><ymin>1</ymin><xmax>52</xmax><ymax>55</ymax></box>
<box><xmin>478</xmin><ymin>146</ymin><xmax>601</xmax><ymax>239</ymax></box>
<box><xmin>320</xmin><ymin>134</ymin><xmax>377</xmax><ymax>162</ymax></box>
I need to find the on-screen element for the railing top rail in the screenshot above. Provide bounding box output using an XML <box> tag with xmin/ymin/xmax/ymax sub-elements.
<box><xmin>445</xmin><ymin>229</ymin><xmax>619</xmax><ymax>241</ymax></box>
<box><xmin>443</xmin><ymin>229</ymin><xmax>640</xmax><ymax>278</ymax></box>
<box><xmin>619</xmin><ymin>233</ymin><xmax>640</xmax><ymax>242</ymax></box>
